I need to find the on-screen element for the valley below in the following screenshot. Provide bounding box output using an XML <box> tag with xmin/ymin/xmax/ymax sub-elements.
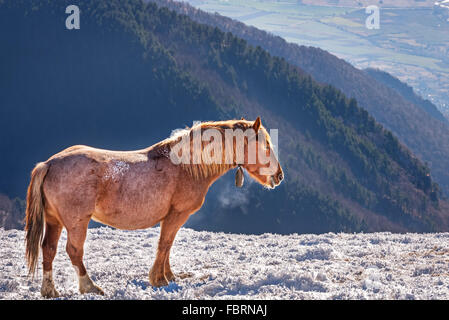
<box><xmin>185</xmin><ymin>0</ymin><xmax>449</xmax><ymax>117</ymax></box>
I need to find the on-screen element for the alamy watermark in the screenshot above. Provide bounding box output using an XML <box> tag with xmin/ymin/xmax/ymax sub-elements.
<box><xmin>65</xmin><ymin>5</ymin><xmax>80</xmax><ymax>30</ymax></box>
<box><xmin>366</xmin><ymin>5</ymin><xmax>380</xmax><ymax>30</ymax></box>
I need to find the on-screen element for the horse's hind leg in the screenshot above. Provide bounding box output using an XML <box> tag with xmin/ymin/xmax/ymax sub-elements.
<box><xmin>41</xmin><ymin>219</ymin><xmax>62</xmax><ymax>298</ymax></box>
<box><xmin>66</xmin><ymin>222</ymin><xmax>104</xmax><ymax>295</ymax></box>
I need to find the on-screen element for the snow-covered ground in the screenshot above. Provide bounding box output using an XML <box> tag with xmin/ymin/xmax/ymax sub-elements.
<box><xmin>1</xmin><ymin>227</ymin><xmax>449</xmax><ymax>300</ymax></box>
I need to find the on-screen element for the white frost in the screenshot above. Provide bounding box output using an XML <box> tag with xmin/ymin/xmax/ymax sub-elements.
<box><xmin>1</xmin><ymin>227</ymin><xmax>449</xmax><ymax>300</ymax></box>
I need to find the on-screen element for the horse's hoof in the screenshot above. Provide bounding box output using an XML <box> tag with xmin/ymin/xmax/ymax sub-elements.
<box><xmin>79</xmin><ymin>275</ymin><xmax>105</xmax><ymax>295</ymax></box>
<box><xmin>90</xmin><ymin>285</ymin><xmax>105</xmax><ymax>296</ymax></box>
<box><xmin>149</xmin><ymin>274</ymin><xmax>169</xmax><ymax>287</ymax></box>
<box><xmin>41</xmin><ymin>286</ymin><xmax>60</xmax><ymax>299</ymax></box>
<box><xmin>41</xmin><ymin>276</ymin><xmax>60</xmax><ymax>298</ymax></box>
<box><xmin>80</xmin><ymin>284</ymin><xmax>105</xmax><ymax>295</ymax></box>
<box><xmin>165</xmin><ymin>271</ymin><xmax>176</xmax><ymax>282</ymax></box>
<box><xmin>153</xmin><ymin>279</ymin><xmax>169</xmax><ymax>287</ymax></box>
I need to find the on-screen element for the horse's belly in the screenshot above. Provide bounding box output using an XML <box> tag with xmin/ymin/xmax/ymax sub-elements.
<box><xmin>92</xmin><ymin>207</ymin><xmax>167</xmax><ymax>230</ymax></box>
<box><xmin>93</xmin><ymin>161</ymin><xmax>177</xmax><ymax>230</ymax></box>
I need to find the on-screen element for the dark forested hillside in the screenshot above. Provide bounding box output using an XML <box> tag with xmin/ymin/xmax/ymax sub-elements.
<box><xmin>0</xmin><ymin>0</ymin><xmax>447</xmax><ymax>234</ymax></box>
<box><xmin>0</xmin><ymin>193</ymin><xmax>25</xmax><ymax>230</ymax></box>
<box><xmin>148</xmin><ymin>0</ymin><xmax>449</xmax><ymax>198</ymax></box>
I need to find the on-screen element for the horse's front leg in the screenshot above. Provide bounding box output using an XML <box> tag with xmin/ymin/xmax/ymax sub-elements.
<box><xmin>149</xmin><ymin>210</ymin><xmax>190</xmax><ymax>287</ymax></box>
<box><xmin>164</xmin><ymin>255</ymin><xmax>175</xmax><ymax>282</ymax></box>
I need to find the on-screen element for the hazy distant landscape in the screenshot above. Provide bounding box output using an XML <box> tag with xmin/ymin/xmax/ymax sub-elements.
<box><xmin>301</xmin><ymin>0</ymin><xmax>435</xmax><ymax>7</ymax></box>
<box><xmin>185</xmin><ymin>0</ymin><xmax>449</xmax><ymax>118</ymax></box>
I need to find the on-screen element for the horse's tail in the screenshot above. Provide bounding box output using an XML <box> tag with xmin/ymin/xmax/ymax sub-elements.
<box><xmin>25</xmin><ymin>162</ymin><xmax>49</xmax><ymax>278</ymax></box>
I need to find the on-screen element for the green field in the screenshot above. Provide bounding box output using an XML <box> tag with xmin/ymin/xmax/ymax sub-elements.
<box><xmin>185</xmin><ymin>0</ymin><xmax>449</xmax><ymax>116</ymax></box>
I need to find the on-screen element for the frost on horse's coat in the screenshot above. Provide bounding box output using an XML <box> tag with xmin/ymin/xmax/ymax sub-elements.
<box><xmin>24</xmin><ymin>118</ymin><xmax>284</xmax><ymax>298</ymax></box>
<box><xmin>103</xmin><ymin>160</ymin><xmax>130</xmax><ymax>182</ymax></box>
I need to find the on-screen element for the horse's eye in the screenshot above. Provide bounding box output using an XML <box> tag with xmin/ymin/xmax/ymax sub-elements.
<box><xmin>278</xmin><ymin>172</ymin><xmax>284</xmax><ymax>181</ymax></box>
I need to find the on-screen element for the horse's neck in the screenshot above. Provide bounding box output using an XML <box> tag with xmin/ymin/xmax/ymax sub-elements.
<box><xmin>203</xmin><ymin>165</ymin><xmax>235</xmax><ymax>187</ymax></box>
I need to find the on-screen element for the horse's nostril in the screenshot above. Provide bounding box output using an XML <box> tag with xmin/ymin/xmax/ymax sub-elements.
<box><xmin>278</xmin><ymin>173</ymin><xmax>283</xmax><ymax>181</ymax></box>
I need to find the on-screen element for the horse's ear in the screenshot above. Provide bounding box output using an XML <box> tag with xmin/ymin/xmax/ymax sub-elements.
<box><xmin>241</xmin><ymin>117</ymin><xmax>245</xmax><ymax>120</ymax></box>
<box><xmin>253</xmin><ymin>117</ymin><xmax>261</xmax><ymax>132</ymax></box>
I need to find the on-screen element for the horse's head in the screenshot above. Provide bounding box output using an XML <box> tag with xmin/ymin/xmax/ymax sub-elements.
<box><xmin>167</xmin><ymin>117</ymin><xmax>283</xmax><ymax>187</ymax></box>
<box><xmin>241</xmin><ymin>117</ymin><xmax>284</xmax><ymax>189</ymax></box>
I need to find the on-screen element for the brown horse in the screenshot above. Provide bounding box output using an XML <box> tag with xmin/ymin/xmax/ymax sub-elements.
<box><xmin>25</xmin><ymin>118</ymin><xmax>283</xmax><ymax>298</ymax></box>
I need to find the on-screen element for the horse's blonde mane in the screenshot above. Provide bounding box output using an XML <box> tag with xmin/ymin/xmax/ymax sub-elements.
<box><xmin>154</xmin><ymin>119</ymin><xmax>271</xmax><ymax>180</ymax></box>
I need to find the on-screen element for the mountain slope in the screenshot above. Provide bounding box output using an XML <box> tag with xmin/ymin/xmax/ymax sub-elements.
<box><xmin>149</xmin><ymin>0</ymin><xmax>449</xmax><ymax>198</ymax></box>
<box><xmin>0</xmin><ymin>0</ymin><xmax>447</xmax><ymax>234</ymax></box>
<box><xmin>364</xmin><ymin>68</ymin><xmax>448</xmax><ymax>124</ymax></box>
<box><xmin>2</xmin><ymin>226</ymin><xmax>449</xmax><ymax>299</ymax></box>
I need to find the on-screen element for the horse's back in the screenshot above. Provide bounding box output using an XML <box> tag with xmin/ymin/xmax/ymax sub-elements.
<box><xmin>48</xmin><ymin>145</ymin><xmax>148</xmax><ymax>163</ymax></box>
